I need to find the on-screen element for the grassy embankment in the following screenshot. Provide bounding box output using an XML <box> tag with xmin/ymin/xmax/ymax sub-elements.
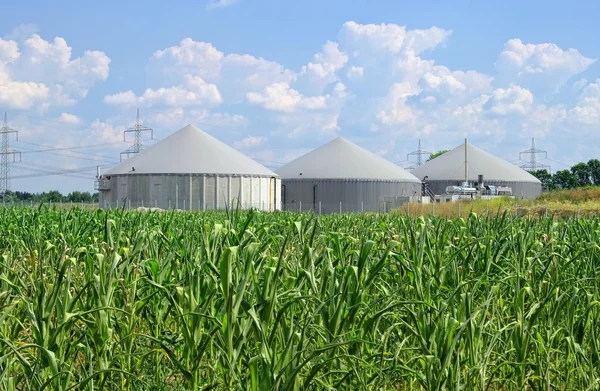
<box><xmin>395</xmin><ymin>186</ymin><xmax>600</xmax><ymax>218</ymax></box>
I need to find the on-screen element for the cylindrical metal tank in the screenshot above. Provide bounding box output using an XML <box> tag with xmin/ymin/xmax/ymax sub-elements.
<box><xmin>99</xmin><ymin>174</ymin><xmax>280</xmax><ymax>211</ymax></box>
<box><xmin>276</xmin><ymin>137</ymin><xmax>421</xmax><ymax>213</ymax></box>
<box><xmin>97</xmin><ymin>124</ymin><xmax>280</xmax><ymax>211</ymax></box>
<box><xmin>412</xmin><ymin>141</ymin><xmax>542</xmax><ymax>199</ymax></box>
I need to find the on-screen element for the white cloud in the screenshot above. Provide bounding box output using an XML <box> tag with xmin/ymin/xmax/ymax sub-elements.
<box><xmin>496</xmin><ymin>39</ymin><xmax>596</xmax><ymax>89</ymax></box>
<box><xmin>573</xmin><ymin>78</ymin><xmax>588</xmax><ymax>91</ymax></box>
<box><xmin>568</xmin><ymin>78</ymin><xmax>600</xmax><ymax>126</ymax></box>
<box><xmin>347</xmin><ymin>66</ymin><xmax>364</xmax><ymax>80</ymax></box>
<box><xmin>247</xmin><ymin>82</ymin><xmax>328</xmax><ymax>112</ymax></box>
<box><xmin>298</xmin><ymin>41</ymin><xmax>348</xmax><ymax>92</ymax></box>
<box><xmin>147</xmin><ymin>38</ymin><xmax>293</xmax><ymax>102</ymax></box>
<box><xmin>57</xmin><ymin>112</ymin><xmax>81</xmax><ymax>125</ymax></box>
<box><xmin>377</xmin><ymin>82</ymin><xmax>420</xmax><ymax>125</ymax></box>
<box><xmin>90</xmin><ymin>119</ymin><xmax>125</xmax><ymax>144</ymax></box>
<box><xmin>0</xmin><ymin>78</ymin><xmax>49</xmax><ymax>110</ymax></box>
<box><xmin>105</xmin><ymin>75</ymin><xmax>222</xmax><ymax>108</ymax></box>
<box><xmin>234</xmin><ymin>135</ymin><xmax>266</xmax><ymax>149</ymax></box>
<box><xmin>148</xmin><ymin>107</ymin><xmax>247</xmax><ymax>129</ymax></box>
<box><xmin>340</xmin><ymin>21</ymin><xmax>451</xmax><ymax>55</ymax></box>
<box><xmin>96</xmin><ymin>21</ymin><xmax>599</xmax><ymax>166</ymax></box>
<box><xmin>0</xmin><ymin>33</ymin><xmax>110</xmax><ymax>110</ymax></box>
<box><xmin>487</xmin><ymin>86</ymin><xmax>534</xmax><ymax>116</ymax></box>
<box><xmin>521</xmin><ymin>105</ymin><xmax>566</xmax><ymax>138</ymax></box>
<box><xmin>206</xmin><ymin>0</ymin><xmax>239</xmax><ymax>10</ymax></box>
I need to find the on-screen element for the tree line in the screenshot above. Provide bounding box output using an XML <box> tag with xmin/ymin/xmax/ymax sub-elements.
<box><xmin>529</xmin><ymin>159</ymin><xmax>600</xmax><ymax>191</ymax></box>
<box><xmin>0</xmin><ymin>190</ymin><xmax>99</xmax><ymax>203</ymax></box>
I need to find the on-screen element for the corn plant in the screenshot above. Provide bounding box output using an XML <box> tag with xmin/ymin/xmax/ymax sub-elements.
<box><xmin>0</xmin><ymin>205</ymin><xmax>599</xmax><ymax>390</ymax></box>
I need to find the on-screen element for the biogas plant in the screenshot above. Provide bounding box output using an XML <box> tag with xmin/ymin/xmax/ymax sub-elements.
<box><xmin>96</xmin><ymin>124</ymin><xmax>542</xmax><ymax>213</ymax></box>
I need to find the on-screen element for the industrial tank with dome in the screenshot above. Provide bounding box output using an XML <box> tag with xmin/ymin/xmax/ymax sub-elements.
<box><xmin>276</xmin><ymin>137</ymin><xmax>421</xmax><ymax>213</ymax></box>
<box><xmin>412</xmin><ymin>140</ymin><xmax>542</xmax><ymax>199</ymax></box>
<box><xmin>96</xmin><ymin>124</ymin><xmax>280</xmax><ymax>211</ymax></box>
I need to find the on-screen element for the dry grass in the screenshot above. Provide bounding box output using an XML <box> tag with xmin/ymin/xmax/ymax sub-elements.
<box><xmin>394</xmin><ymin>187</ymin><xmax>600</xmax><ymax>218</ymax></box>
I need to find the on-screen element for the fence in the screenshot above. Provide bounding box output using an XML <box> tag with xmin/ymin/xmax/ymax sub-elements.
<box><xmin>0</xmin><ymin>198</ymin><xmax>590</xmax><ymax>219</ymax></box>
<box><xmin>0</xmin><ymin>200</ymin><xmax>99</xmax><ymax>209</ymax></box>
<box><xmin>98</xmin><ymin>199</ymin><xmax>416</xmax><ymax>214</ymax></box>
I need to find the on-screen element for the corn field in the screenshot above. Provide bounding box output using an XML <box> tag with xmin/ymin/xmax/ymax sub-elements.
<box><xmin>0</xmin><ymin>206</ymin><xmax>599</xmax><ymax>390</ymax></box>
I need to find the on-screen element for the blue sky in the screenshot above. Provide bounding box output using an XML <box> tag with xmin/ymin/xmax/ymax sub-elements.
<box><xmin>3</xmin><ymin>0</ymin><xmax>600</xmax><ymax>193</ymax></box>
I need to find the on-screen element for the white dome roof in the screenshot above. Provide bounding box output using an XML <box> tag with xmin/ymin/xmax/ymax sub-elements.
<box><xmin>412</xmin><ymin>141</ymin><xmax>541</xmax><ymax>183</ymax></box>
<box><xmin>276</xmin><ymin>137</ymin><xmax>420</xmax><ymax>182</ymax></box>
<box><xmin>103</xmin><ymin>124</ymin><xmax>277</xmax><ymax>177</ymax></box>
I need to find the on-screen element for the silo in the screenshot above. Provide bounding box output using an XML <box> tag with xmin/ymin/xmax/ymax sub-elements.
<box><xmin>276</xmin><ymin>137</ymin><xmax>421</xmax><ymax>213</ymax></box>
<box><xmin>411</xmin><ymin>140</ymin><xmax>542</xmax><ymax>199</ymax></box>
<box><xmin>96</xmin><ymin>124</ymin><xmax>280</xmax><ymax>210</ymax></box>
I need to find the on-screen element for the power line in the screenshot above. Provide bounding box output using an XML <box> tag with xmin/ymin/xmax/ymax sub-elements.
<box><xmin>1</xmin><ymin>113</ymin><xmax>21</xmax><ymax>193</ymax></box>
<box><xmin>120</xmin><ymin>108</ymin><xmax>153</xmax><ymax>161</ymax></box>
<box><xmin>14</xmin><ymin>162</ymin><xmax>96</xmax><ymax>181</ymax></box>
<box><xmin>18</xmin><ymin>141</ymin><xmax>122</xmax><ymax>155</ymax></box>
<box><xmin>15</xmin><ymin>142</ymin><xmax>118</xmax><ymax>164</ymax></box>
<box><xmin>519</xmin><ymin>137</ymin><xmax>551</xmax><ymax>173</ymax></box>
<box><xmin>405</xmin><ymin>139</ymin><xmax>431</xmax><ymax>170</ymax></box>
<box><xmin>10</xmin><ymin>164</ymin><xmax>104</xmax><ymax>180</ymax></box>
<box><xmin>545</xmin><ymin>158</ymin><xmax>572</xmax><ymax>169</ymax></box>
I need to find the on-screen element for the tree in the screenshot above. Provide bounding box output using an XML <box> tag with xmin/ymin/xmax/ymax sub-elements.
<box><xmin>552</xmin><ymin>170</ymin><xmax>578</xmax><ymax>189</ymax></box>
<box><xmin>427</xmin><ymin>150</ymin><xmax>448</xmax><ymax>161</ymax></box>
<box><xmin>587</xmin><ymin>159</ymin><xmax>600</xmax><ymax>185</ymax></box>
<box><xmin>41</xmin><ymin>190</ymin><xmax>65</xmax><ymax>203</ymax></box>
<box><xmin>570</xmin><ymin>162</ymin><xmax>591</xmax><ymax>187</ymax></box>
<box><xmin>530</xmin><ymin>169</ymin><xmax>554</xmax><ymax>191</ymax></box>
<box><xmin>67</xmin><ymin>191</ymin><xmax>93</xmax><ymax>203</ymax></box>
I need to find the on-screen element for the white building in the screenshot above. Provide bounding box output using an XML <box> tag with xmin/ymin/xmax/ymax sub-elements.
<box><xmin>412</xmin><ymin>140</ymin><xmax>542</xmax><ymax>199</ymax></box>
<box><xmin>97</xmin><ymin>124</ymin><xmax>280</xmax><ymax>210</ymax></box>
<box><xmin>277</xmin><ymin>137</ymin><xmax>421</xmax><ymax>213</ymax></box>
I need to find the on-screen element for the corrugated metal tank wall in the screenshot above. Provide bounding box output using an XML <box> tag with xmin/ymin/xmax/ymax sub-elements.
<box><xmin>426</xmin><ymin>180</ymin><xmax>542</xmax><ymax>199</ymax></box>
<box><xmin>99</xmin><ymin>174</ymin><xmax>281</xmax><ymax>211</ymax></box>
<box><xmin>281</xmin><ymin>179</ymin><xmax>420</xmax><ymax>213</ymax></box>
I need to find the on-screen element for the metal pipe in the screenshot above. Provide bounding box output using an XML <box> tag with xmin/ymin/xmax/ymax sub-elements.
<box><xmin>189</xmin><ymin>175</ymin><xmax>193</xmax><ymax>211</ymax></box>
<box><xmin>464</xmin><ymin>138</ymin><xmax>468</xmax><ymax>185</ymax></box>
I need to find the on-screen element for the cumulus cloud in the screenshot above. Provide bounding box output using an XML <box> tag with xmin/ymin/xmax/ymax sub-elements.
<box><xmin>486</xmin><ymin>86</ymin><xmax>534</xmax><ymax>116</ymax></box>
<box><xmin>97</xmin><ymin>21</ymin><xmax>599</xmax><ymax>166</ymax></box>
<box><xmin>148</xmin><ymin>107</ymin><xmax>247</xmax><ymax>129</ymax></box>
<box><xmin>496</xmin><ymin>39</ymin><xmax>596</xmax><ymax>91</ymax></box>
<box><xmin>0</xmin><ymin>33</ymin><xmax>109</xmax><ymax>110</ymax></box>
<box><xmin>57</xmin><ymin>112</ymin><xmax>81</xmax><ymax>125</ymax></box>
<box><xmin>247</xmin><ymin>82</ymin><xmax>328</xmax><ymax>112</ymax></box>
<box><xmin>377</xmin><ymin>82</ymin><xmax>420</xmax><ymax>125</ymax></box>
<box><xmin>90</xmin><ymin>119</ymin><xmax>125</xmax><ymax>143</ymax></box>
<box><xmin>340</xmin><ymin>21</ymin><xmax>451</xmax><ymax>56</ymax></box>
<box><xmin>105</xmin><ymin>75</ymin><xmax>222</xmax><ymax>108</ymax></box>
<box><xmin>234</xmin><ymin>135</ymin><xmax>266</xmax><ymax>149</ymax></box>
<box><xmin>568</xmin><ymin>78</ymin><xmax>600</xmax><ymax>126</ymax></box>
<box><xmin>297</xmin><ymin>41</ymin><xmax>348</xmax><ymax>93</ymax></box>
<box><xmin>347</xmin><ymin>66</ymin><xmax>364</xmax><ymax>80</ymax></box>
<box><xmin>146</xmin><ymin>38</ymin><xmax>293</xmax><ymax>102</ymax></box>
<box><xmin>573</xmin><ymin>78</ymin><xmax>588</xmax><ymax>91</ymax></box>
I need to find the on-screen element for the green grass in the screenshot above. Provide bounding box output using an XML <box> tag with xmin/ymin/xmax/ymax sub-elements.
<box><xmin>0</xmin><ymin>206</ymin><xmax>599</xmax><ymax>390</ymax></box>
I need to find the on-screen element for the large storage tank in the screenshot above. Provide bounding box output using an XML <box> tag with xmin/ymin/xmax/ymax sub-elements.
<box><xmin>276</xmin><ymin>137</ymin><xmax>421</xmax><ymax>213</ymax></box>
<box><xmin>96</xmin><ymin>124</ymin><xmax>280</xmax><ymax>210</ymax></box>
<box><xmin>411</xmin><ymin>140</ymin><xmax>542</xmax><ymax>199</ymax></box>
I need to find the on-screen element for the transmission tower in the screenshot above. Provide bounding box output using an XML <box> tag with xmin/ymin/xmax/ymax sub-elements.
<box><xmin>0</xmin><ymin>113</ymin><xmax>21</xmax><ymax>195</ymax></box>
<box><xmin>519</xmin><ymin>137</ymin><xmax>550</xmax><ymax>173</ymax></box>
<box><xmin>406</xmin><ymin>139</ymin><xmax>432</xmax><ymax>170</ymax></box>
<box><xmin>120</xmin><ymin>108</ymin><xmax>153</xmax><ymax>161</ymax></box>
